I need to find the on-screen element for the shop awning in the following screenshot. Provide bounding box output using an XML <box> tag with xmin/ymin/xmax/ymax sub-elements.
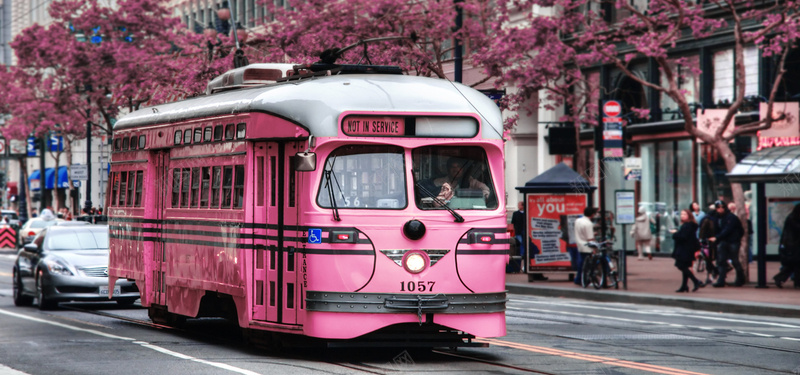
<box><xmin>28</xmin><ymin>166</ymin><xmax>72</xmax><ymax>191</ymax></box>
<box><xmin>727</xmin><ymin>146</ymin><xmax>800</xmax><ymax>183</ymax></box>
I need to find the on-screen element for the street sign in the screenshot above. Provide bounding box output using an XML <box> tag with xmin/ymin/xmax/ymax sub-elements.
<box><xmin>27</xmin><ymin>138</ymin><xmax>37</xmax><ymax>157</ymax></box>
<box><xmin>615</xmin><ymin>190</ymin><xmax>636</xmax><ymax>224</ymax></box>
<box><xmin>70</xmin><ymin>164</ymin><xmax>88</xmax><ymax>181</ymax></box>
<box><xmin>624</xmin><ymin>157</ymin><xmax>642</xmax><ymax>181</ymax></box>
<box><xmin>603</xmin><ymin>100</ymin><xmax>622</xmax><ymax>117</ymax></box>
<box><xmin>49</xmin><ymin>135</ymin><xmax>63</xmax><ymax>152</ymax></box>
<box><xmin>9</xmin><ymin>139</ymin><xmax>27</xmax><ymax>156</ymax></box>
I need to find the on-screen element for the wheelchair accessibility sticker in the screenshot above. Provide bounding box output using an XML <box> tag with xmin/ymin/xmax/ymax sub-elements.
<box><xmin>308</xmin><ymin>228</ymin><xmax>322</xmax><ymax>244</ymax></box>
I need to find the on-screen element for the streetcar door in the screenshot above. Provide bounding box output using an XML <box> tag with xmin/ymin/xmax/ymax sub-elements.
<box><xmin>151</xmin><ymin>150</ymin><xmax>169</xmax><ymax>307</ymax></box>
<box><xmin>251</xmin><ymin>142</ymin><xmax>301</xmax><ymax>325</ymax></box>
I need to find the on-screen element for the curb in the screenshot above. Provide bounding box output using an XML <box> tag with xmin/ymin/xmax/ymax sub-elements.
<box><xmin>506</xmin><ymin>282</ymin><xmax>800</xmax><ymax>318</ymax></box>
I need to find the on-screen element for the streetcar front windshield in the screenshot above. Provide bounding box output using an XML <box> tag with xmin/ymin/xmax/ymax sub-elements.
<box><xmin>317</xmin><ymin>145</ymin><xmax>407</xmax><ymax>209</ymax></box>
<box><xmin>412</xmin><ymin>146</ymin><xmax>498</xmax><ymax>210</ymax></box>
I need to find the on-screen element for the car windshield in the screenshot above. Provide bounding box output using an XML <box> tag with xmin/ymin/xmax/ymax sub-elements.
<box><xmin>31</xmin><ymin>220</ymin><xmax>58</xmax><ymax>229</ymax></box>
<box><xmin>47</xmin><ymin>230</ymin><xmax>109</xmax><ymax>250</ymax></box>
<box><xmin>317</xmin><ymin>145</ymin><xmax>406</xmax><ymax>209</ymax></box>
<box><xmin>412</xmin><ymin>146</ymin><xmax>498</xmax><ymax>210</ymax></box>
<box><xmin>2</xmin><ymin>212</ymin><xmax>18</xmax><ymax>220</ymax></box>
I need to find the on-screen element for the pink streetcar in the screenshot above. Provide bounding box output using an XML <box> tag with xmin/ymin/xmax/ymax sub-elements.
<box><xmin>107</xmin><ymin>63</ymin><xmax>508</xmax><ymax>347</ymax></box>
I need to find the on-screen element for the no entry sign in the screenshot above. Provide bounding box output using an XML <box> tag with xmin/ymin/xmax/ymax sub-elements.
<box><xmin>603</xmin><ymin>100</ymin><xmax>622</xmax><ymax>118</ymax></box>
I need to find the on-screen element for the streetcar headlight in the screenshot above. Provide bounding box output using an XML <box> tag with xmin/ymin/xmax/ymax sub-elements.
<box><xmin>403</xmin><ymin>251</ymin><xmax>428</xmax><ymax>274</ymax></box>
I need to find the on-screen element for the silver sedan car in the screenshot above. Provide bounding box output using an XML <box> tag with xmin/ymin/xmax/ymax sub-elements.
<box><xmin>12</xmin><ymin>225</ymin><xmax>139</xmax><ymax>310</ymax></box>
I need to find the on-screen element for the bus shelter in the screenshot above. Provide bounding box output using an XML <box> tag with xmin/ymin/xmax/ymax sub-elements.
<box><xmin>727</xmin><ymin>145</ymin><xmax>800</xmax><ymax>288</ymax></box>
<box><xmin>516</xmin><ymin>162</ymin><xmax>596</xmax><ymax>282</ymax></box>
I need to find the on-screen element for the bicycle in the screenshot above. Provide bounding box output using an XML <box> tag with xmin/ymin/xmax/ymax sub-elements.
<box><xmin>581</xmin><ymin>240</ymin><xmax>615</xmax><ymax>289</ymax></box>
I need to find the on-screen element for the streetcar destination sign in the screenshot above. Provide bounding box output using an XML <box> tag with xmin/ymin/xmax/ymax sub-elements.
<box><xmin>343</xmin><ymin>116</ymin><xmax>405</xmax><ymax>136</ymax></box>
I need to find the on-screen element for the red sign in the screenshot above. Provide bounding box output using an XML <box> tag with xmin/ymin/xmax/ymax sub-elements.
<box><xmin>343</xmin><ymin>116</ymin><xmax>405</xmax><ymax>136</ymax></box>
<box><xmin>603</xmin><ymin>100</ymin><xmax>622</xmax><ymax>117</ymax></box>
<box><xmin>526</xmin><ymin>194</ymin><xmax>587</xmax><ymax>272</ymax></box>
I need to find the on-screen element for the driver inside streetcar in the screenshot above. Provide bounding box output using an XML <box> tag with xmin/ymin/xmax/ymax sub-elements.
<box><xmin>433</xmin><ymin>158</ymin><xmax>491</xmax><ymax>202</ymax></box>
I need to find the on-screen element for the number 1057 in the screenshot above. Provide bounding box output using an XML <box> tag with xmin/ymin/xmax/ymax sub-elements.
<box><xmin>400</xmin><ymin>281</ymin><xmax>435</xmax><ymax>292</ymax></box>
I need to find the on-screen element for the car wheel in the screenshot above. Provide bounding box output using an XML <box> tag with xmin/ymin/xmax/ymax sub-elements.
<box><xmin>12</xmin><ymin>269</ymin><xmax>34</xmax><ymax>307</ymax></box>
<box><xmin>36</xmin><ymin>270</ymin><xmax>58</xmax><ymax>310</ymax></box>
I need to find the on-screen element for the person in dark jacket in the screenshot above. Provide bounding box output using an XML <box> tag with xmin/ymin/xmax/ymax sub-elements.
<box><xmin>697</xmin><ymin>208</ymin><xmax>718</xmax><ymax>285</ymax></box>
<box><xmin>774</xmin><ymin>204</ymin><xmax>800</xmax><ymax>288</ymax></box>
<box><xmin>671</xmin><ymin>209</ymin><xmax>702</xmax><ymax>292</ymax></box>
<box><xmin>709</xmin><ymin>200</ymin><xmax>745</xmax><ymax>287</ymax></box>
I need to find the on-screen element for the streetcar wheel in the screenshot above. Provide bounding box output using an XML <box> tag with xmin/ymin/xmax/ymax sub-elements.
<box><xmin>37</xmin><ymin>271</ymin><xmax>57</xmax><ymax>310</ymax></box>
<box><xmin>148</xmin><ymin>305</ymin><xmax>186</xmax><ymax>328</ymax></box>
<box><xmin>13</xmin><ymin>269</ymin><xmax>33</xmax><ymax>307</ymax></box>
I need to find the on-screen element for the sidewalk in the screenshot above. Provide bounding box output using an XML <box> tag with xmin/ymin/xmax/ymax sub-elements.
<box><xmin>506</xmin><ymin>255</ymin><xmax>800</xmax><ymax>318</ymax></box>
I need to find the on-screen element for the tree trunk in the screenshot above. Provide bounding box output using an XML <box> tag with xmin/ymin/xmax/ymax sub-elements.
<box><xmin>715</xmin><ymin>139</ymin><xmax>749</xmax><ymax>282</ymax></box>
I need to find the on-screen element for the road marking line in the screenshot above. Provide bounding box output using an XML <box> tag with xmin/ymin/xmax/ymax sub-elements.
<box><xmin>479</xmin><ymin>337</ymin><xmax>711</xmax><ymax>375</ymax></box>
<box><xmin>512</xmin><ymin>298</ymin><xmax>800</xmax><ymax>328</ymax></box>
<box><xmin>0</xmin><ymin>309</ymin><xmax>261</xmax><ymax>375</ymax></box>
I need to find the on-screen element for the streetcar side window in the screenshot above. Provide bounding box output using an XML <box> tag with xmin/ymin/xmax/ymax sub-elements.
<box><xmin>183</xmin><ymin>129</ymin><xmax>192</xmax><ymax>144</ymax></box>
<box><xmin>172</xmin><ymin>169</ymin><xmax>181</xmax><ymax>208</ymax></box>
<box><xmin>138</xmin><ymin>135</ymin><xmax>146</xmax><ymax>149</ymax></box>
<box><xmin>225</xmin><ymin>124</ymin><xmax>235</xmax><ymax>140</ymax></box>
<box><xmin>119</xmin><ymin>172</ymin><xmax>128</xmax><ymax>206</ymax></box>
<box><xmin>122</xmin><ymin>137</ymin><xmax>129</xmax><ymax>150</ymax></box>
<box><xmin>110</xmin><ymin>172</ymin><xmax>119</xmax><ymax>206</ymax></box>
<box><xmin>222</xmin><ymin>166</ymin><xmax>233</xmax><ymax>208</ymax></box>
<box><xmin>412</xmin><ymin>146</ymin><xmax>498</xmax><ymax>210</ymax></box>
<box><xmin>174</xmin><ymin>130</ymin><xmax>182</xmax><ymax>145</ymax></box>
<box><xmin>204</xmin><ymin>127</ymin><xmax>212</xmax><ymax>142</ymax></box>
<box><xmin>317</xmin><ymin>145</ymin><xmax>406</xmax><ymax>210</ymax></box>
<box><xmin>200</xmin><ymin>167</ymin><xmax>211</xmax><ymax>208</ymax></box>
<box><xmin>214</xmin><ymin>125</ymin><xmax>223</xmax><ymax>141</ymax></box>
<box><xmin>126</xmin><ymin>171</ymin><xmax>135</xmax><ymax>206</ymax></box>
<box><xmin>115</xmin><ymin>138</ymin><xmax>121</xmax><ymax>150</ymax></box>
<box><xmin>190</xmin><ymin>168</ymin><xmax>201</xmax><ymax>207</ymax></box>
<box><xmin>236</xmin><ymin>123</ymin><xmax>246</xmax><ymax>139</ymax></box>
<box><xmin>180</xmin><ymin>168</ymin><xmax>190</xmax><ymax>208</ymax></box>
<box><xmin>194</xmin><ymin>128</ymin><xmax>202</xmax><ymax>143</ymax></box>
<box><xmin>234</xmin><ymin>165</ymin><xmax>245</xmax><ymax>208</ymax></box>
<box><xmin>211</xmin><ymin>166</ymin><xmax>221</xmax><ymax>207</ymax></box>
<box><xmin>129</xmin><ymin>136</ymin><xmax>137</xmax><ymax>150</ymax></box>
<box><xmin>134</xmin><ymin>171</ymin><xmax>144</xmax><ymax>206</ymax></box>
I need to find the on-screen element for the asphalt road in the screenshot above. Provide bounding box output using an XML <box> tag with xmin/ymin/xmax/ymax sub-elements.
<box><xmin>1</xmin><ymin>251</ymin><xmax>799</xmax><ymax>374</ymax></box>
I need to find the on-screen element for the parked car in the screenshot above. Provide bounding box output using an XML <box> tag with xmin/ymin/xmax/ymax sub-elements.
<box><xmin>18</xmin><ymin>217</ymin><xmax>64</xmax><ymax>245</ymax></box>
<box><xmin>1</xmin><ymin>210</ymin><xmax>20</xmax><ymax>226</ymax></box>
<box><xmin>12</xmin><ymin>225</ymin><xmax>139</xmax><ymax>310</ymax></box>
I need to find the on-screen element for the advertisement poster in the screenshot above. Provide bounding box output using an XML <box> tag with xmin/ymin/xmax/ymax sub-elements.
<box><xmin>526</xmin><ymin>193</ymin><xmax>587</xmax><ymax>271</ymax></box>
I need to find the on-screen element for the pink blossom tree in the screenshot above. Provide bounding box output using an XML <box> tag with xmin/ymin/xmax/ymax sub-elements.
<box><xmin>478</xmin><ymin>0</ymin><xmax>800</xmax><ymax>278</ymax></box>
<box><xmin>0</xmin><ymin>0</ymin><xmax>212</xmax><ymax>214</ymax></box>
<box><xmin>257</xmin><ymin>0</ymin><xmax>496</xmax><ymax>84</ymax></box>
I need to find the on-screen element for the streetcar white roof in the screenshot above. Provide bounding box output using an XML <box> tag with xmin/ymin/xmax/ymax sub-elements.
<box><xmin>114</xmin><ymin>74</ymin><xmax>504</xmax><ymax>139</ymax></box>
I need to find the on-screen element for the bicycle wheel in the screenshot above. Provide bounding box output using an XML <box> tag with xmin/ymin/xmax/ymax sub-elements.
<box><xmin>583</xmin><ymin>256</ymin><xmax>604</xmax><ymax>289</ymax></box>
<box><xmin>605</xmin><ymin>255</ymin><xmax>619</xmax><ymax>289</ymax></box>
<box><xmin>581</xmin><ymin>255</ymin><xmax>593</xmax><ymax>288</ymax></box>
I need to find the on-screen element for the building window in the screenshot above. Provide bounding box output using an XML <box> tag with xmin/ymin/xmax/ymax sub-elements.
<box><xmin>713</xmin><ymin>49</ymin><xmax>734</xmax><ymax>106</ymax></box>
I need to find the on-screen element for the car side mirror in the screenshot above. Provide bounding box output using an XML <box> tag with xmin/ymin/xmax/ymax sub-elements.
<box><xmin>23</xmin><ymin>243</ymin><xmax>38</xmax><ymax>253</ymax></box>
<box><xmin>292</xmin><ymin>152</ymin><xmax>316</xmax><ymax>172</ymax></box>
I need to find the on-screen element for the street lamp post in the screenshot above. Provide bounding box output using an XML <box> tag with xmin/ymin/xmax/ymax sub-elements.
<box><xmin>83</xmin><ymin>106</ymin><xmax>92</xmax><ymax>215</ymax></box>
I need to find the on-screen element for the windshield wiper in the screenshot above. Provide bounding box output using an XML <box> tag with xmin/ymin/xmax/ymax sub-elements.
<box><xmin>323</xmin><ymin>157</ymin><xmax>342</xmax><ymax>222</ymax></box>
<box><xmin>415</xmin><ymin>180</ymin><xmax>464</xmax><ymax>223</ymax></box>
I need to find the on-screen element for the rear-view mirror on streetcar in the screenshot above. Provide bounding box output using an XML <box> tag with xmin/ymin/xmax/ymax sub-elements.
<box><xmin>292</xmin><ymin>152</ymin><xmax>316</xmax><ymax>171</ymax></box>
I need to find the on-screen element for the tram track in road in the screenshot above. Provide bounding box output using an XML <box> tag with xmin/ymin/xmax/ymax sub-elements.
<box><xmin>431</xmin><ymin>348</ymin><xmax>560</xmax><ymax>374</ymax></box>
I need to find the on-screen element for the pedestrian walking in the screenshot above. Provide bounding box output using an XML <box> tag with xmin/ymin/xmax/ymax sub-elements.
<box><xmin>709</xmin><ymin>200</ymin><xmax>745</xmax><ymax>287</ymax></box>
<box><xmin>630</xmin><ymin>206</ymin><xmax>653</xmax><ymax>260</ymax></box>
<box><xmin>511</xmin><ymin>201</ymin><xmax>527</xmax><ymax>273</ymax></box>
<box><xmin>573</xmin><ymin>207</ymin><xmax>598</xmax><ymax>286</ymax></box>
<box><xmin>671</xmin><ymin>209</ymin><xmax>703</xmax><ymax>292</ymax></box>
<box><xmin>774</xmin><ymin>204</ymin><xmax>800</xmax><ymax>288</ymax></box>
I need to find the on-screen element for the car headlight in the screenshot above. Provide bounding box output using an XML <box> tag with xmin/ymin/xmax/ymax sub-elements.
<box><xmin>45</xmin><ymin>259</ymin><xmax>74</xmax><ymax>276</ymax></box>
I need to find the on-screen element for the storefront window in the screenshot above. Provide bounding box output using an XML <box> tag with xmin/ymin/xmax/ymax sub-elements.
<box><xmin>640</xmin><ymin>140</ymin><xmax>695</xmax><ymax>252</ymax></box>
